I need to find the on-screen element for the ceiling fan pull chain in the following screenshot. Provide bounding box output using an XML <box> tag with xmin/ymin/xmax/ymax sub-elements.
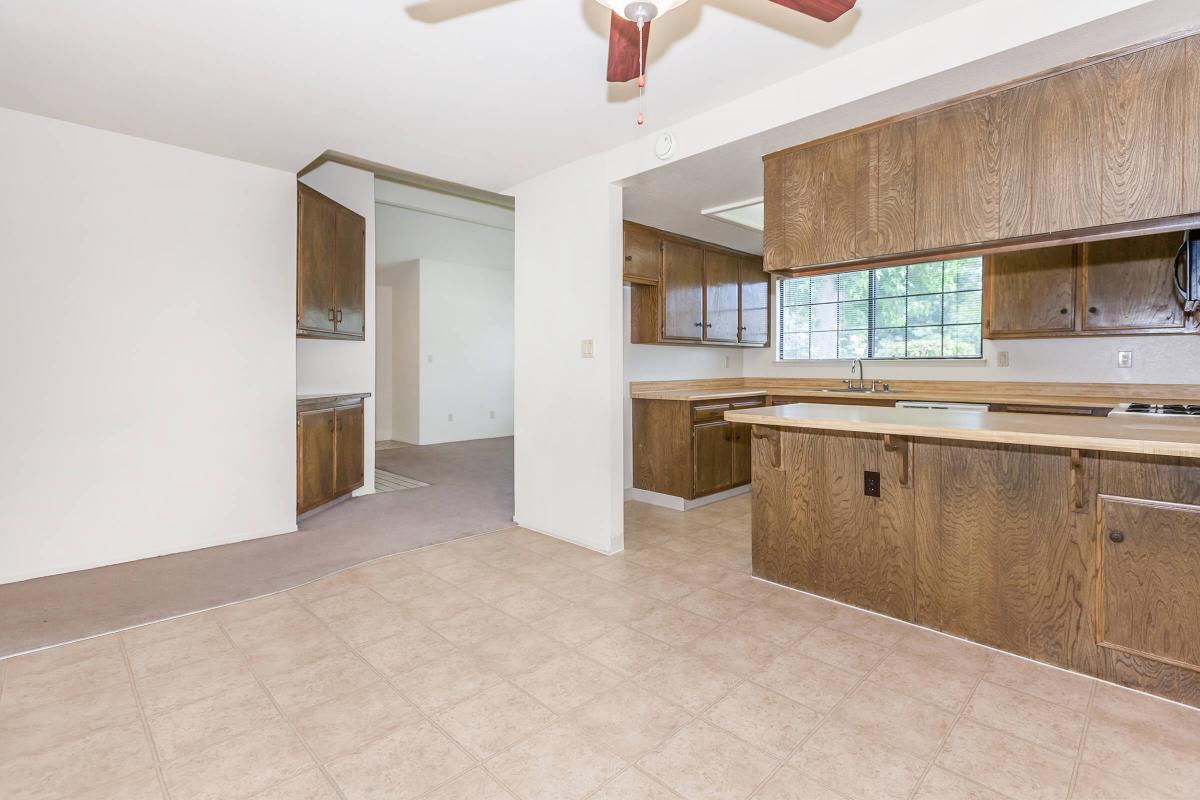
<box><xmin>636</xmin><ymin>18</ymin><xmax>646</xmax><ymax>126</ymax></box>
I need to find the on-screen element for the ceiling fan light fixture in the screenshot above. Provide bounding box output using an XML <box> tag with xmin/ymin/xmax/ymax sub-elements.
<box><xmin>594</xmin><ymin>0</ymin><xmax>690</xmax><ymax>22</ymax></box>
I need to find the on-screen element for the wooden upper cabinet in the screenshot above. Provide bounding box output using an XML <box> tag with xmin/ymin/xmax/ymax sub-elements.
<box><xmin>297</xmin><ymin>186</ymin><xmax>338</xmax><ymax>335</ymax></box>
<box><xmin>738</xmin><ymin>257</ymin><xmax>769</xmax><ymax>345</ymax></box>
<box><xmin>985</xmin><ymin>246</ymin><xmax>1076</xmax><ymax>338</ymax></box>
<box><xmin>296</xmin><ymin>183</ymin><xmax>366</xmax><ymax>340</ymax></box>
<box><xmin>703</xmin><ymin>250</ymin><xmax>741</xmax><ymax>342</ymax></box>
<box><xmin>661</xmin><ymin>239</ymin><xmax>705</xmax><ymax>340</ymax></box>
<box><xmin>1081</xmin><ymin>233</ymin><xmax>1188</xmax><ymax>332</ymax></box>
<box><xmin>1101</xmin><ymin>38</ymin><xmax>1192</xmax><ymax>225</ymax></box>
<box><xmin>1098</xmin><ymin>495</ymin><xmax>1200</xmax><ymax>673</ymax></box>
<box><xmin>855</xmin><ymin>123</ymin><xmax>916</xmax><ymax>259</ymax></box>
<box><xmin>1187</xmin><ymin>36</ymin><xmax>1200</xmax><ymax>213</ymax></box>
<box><xmin>914</xmin><ymin>96</ymin><xmax>1001</xmax><ymax>251</ymax></box>
<box><xmin>1000</xmin><ymin>67</ymin><xmax>1104</xmax><ymax>238</ymax></box>
<box><xmin>762</xmin><ymin>156</ymin><xmax>791</xmax><ymax>270</ymax></box>
<box><xmin>768</xmin><ymin>138</ymin><xmax>859</xmax><ymax>270</ymax></box>
<box><xmin>624</xmin><ymin>223</ymin><xmax>662</xmax><ymax>284</ymax></box>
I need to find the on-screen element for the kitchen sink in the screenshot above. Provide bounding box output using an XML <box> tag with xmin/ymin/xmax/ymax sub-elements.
<box><xmin>820</xmin><ymin>387</ymin><xmax>890</xmax><ymax>394</ymax></box>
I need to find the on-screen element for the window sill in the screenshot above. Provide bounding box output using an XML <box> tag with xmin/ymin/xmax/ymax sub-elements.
<box><xmin>773</xmin><ymin>358</ymin><xmax>987</xmax><ymax>367</ymax></box>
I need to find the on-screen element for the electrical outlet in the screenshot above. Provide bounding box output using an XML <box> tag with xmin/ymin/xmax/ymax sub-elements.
<box><xmin>447</xmin><ymin>413</ymin><xmax>454</xmax><ymax>422</ymax></box>
<box><xmin>489</xmin><ymin>410</ymin><xmax>495</xmax><ymax>419</ymax></box>
<box><xmin>1118</xmin><ymin>350</ymin><xmax>1133</xmax><ymax>368</ymax></box>
<box><xmin>724</xmin><ymin>355</ymin><xmax>730</xmax><ymax>368</ymax></box>
<box><xmin>997</xmin><ymin>351</ymin><xmax>1010</xmax><ymax>367</ymax></box>
<box><xmin>864</xmin><ymin>470</ymin><xmax>881</xmax><ymax>498</ymax></box>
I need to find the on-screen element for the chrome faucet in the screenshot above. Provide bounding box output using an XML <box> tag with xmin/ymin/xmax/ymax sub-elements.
<box><xmin>852</xmin><ymin>358</ymin><xmax>865</xmax><ymax>390</ymax></box>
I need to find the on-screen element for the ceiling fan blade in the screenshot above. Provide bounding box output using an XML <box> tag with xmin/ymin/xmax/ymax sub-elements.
<box><xmin>607</xmin><ymin>11</ymin><xmax>651</xmax><ymax>83</ymax></box>
<box><xmin>765</xmin><ymin>0</ymin><xmax>856</xmax><ymax>23</ymax></box>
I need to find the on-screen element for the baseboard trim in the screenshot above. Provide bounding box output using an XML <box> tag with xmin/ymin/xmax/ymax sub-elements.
<box><xmin>625</xmin><ymin>484</ymin><xmax>750</xmax><ymax>511</ymax></box>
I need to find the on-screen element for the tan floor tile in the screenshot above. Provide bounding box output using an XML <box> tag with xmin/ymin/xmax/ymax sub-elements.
<box><xmin>261</xmin><ymin>649</ymin><xmax>377</xmax><ymax>717</ymax></box>
<box><xmin>965</xmin><ymin>680</ymin><xmax>1086</xmax><ymax>755</ymax></box>
<box><xmin>433</xmin><ymin>681</ymin><xmax>557</xmax><ymax>759</ymax></box>
<box><xmin>428</xmin><ymin>557</ymin><xmax>501</xmax><ymax>585</ymax></box>
<box><xmin>395</xmin><ymin>545</ymin><xmax>468</xmax><ymax>571</ymax></box>
<box><xmin>571</xmin><ymin>681</ymin><xmax>692</xmax><ymax>761</ymax></box>
<box><xmin>754</xmin><ymin>650</ymin><xmax>860</xmax><ymax>713</ymax></box>
<box><xmin>459</xmin><ymin>568</ymin><xmax>533</xmax><ymax>603</ymax></box>
<box><xmin>822</xmin><ymin>605</ymin><xmax>909</xmax><ymax>649</ymax></box>
<box><xmin>291</xmin><ymin>681</ymin><xmax>420</xmax><ymax>761</ymax></box>
<box><xmin>630</xmin><ymin>604</ymin><xmax>720</xmax><ymax>647</ymax></box>
<box><xmin>589</xmin><ymin>558</ymin><xmax>657</xmax><ymax>585</ymax></box>
<box><xmin>752</xmin><ymin>766</ymin><xmax>844</xmax><ymax>800</ymax></box>
<box><xmin>913</xmin><ymin>767</ymin><xmax>1010</xmax><ymax>800</ymax></box>
<box><xmin>489</xmin><ymin>585</ymin><xmax>570</xmax><ymax>622</ymax></box>
<box><xmin>471</xmin><ymin>627</ymin><xmax>568</xmax><ymax>677</ymax></box>
<box><xmin>368</xmin><ymin>571</ymin><xmax>455</xmax><ymax>604</ymax></box>
<box><xmin>1069</xmin><ymin>763</ymin><xmax>1175</xmax><ymax>800</ymax></box>
<box><xmin>2</xmin><ymin>645</ymin><xmax>130</xmax><ymax>714</ymax></box>
<box><xmin>792</xmin><ymin>624</ymin><xmax>890</xmax><ymax>674</ymax></box>
<box><xmin>303</xmin><ymin>584</ymin><xmax>391</xmax><ymax>623</ymax></box>
<box><xmin>2</xmin><ymin>636</ymin><xmax>121</xmax><ymax>680</ymax></box>
<box><xmin>326</xmin><ymin>603</ymin><xmax>423</xmax><ymax>648</ymax></box>
<box><xmin>123</xmin><ymin>613</ymin><xmax>223</xmax><ymax>651</ymax></box>
<box><xmin>289</xmin><ymin>572</ymin><xmax>364</xmax><ymax>604</ymax></box>
<box><xmin>759</xmin><ymin>589</ymin><xmax>838</xmax><ymax>626</ymax></box>
<box><xmin>868</xmin><ymin>648</ymin><xmax>982</xmax><ymax>714</ymax></box>
<box><xmin>530</xmin><ymin>603</ymin><xmax>621</xmax><ymax>646</ymax></box>
<box><xmin>249</xmin><ymin>769</ymin><xmax>340</xmax><ymax>799</ymax></box>
<box><xmin>220</xmin><ymin>602</ymin><xmax>325</xmax><ymax>651</ymax></box>
<box><xmin>0</xmin><ymin>681</ymin><xmax>140</xmax><ymax>761</ymax></box>
<box><xmin>582</xmin><ymin>625</ymin><xmax>674</xmax><ymax>675</ymax></box>
<box><xmin>664</xmin><ymin>558</ymin><xmax>730</xmax><ymax>587</ymax></box>
<box><xmin>0</xmin><ymin>719</ymin><xmax>154</xmax><ymax>800</ymax></box>
<box><xmin>898</xmin><ymin>627</ymin><xmax>994</xmax><ymax>674</ymax></box>
<box><xmin>356</xmin><ymin>620</ymin><xmax>457</xmax><ymax>676</ymax></box>
<box><xmin>591</xmin><ymin>768</ymin><xmax>682</xmax><ymax>799</ymax></box>
<box><xmin>541</xmin><ymin>571</ymin><xmax>625</xmax><ymax>604</ymax></box>
<box><xmin>707</xmin><ymin>571</ymin><xmax>779</xmax><ymax>602</ymax></box>
<box><xmin>512</xmin><ymin>557</ymin><xmax>584</xmax><ymax>587</ymax></box>
<box><xmin>635</xmin><ymin>651</ymin><xmax>741</xmax><ymax>714</ymax></box>
<box><xmin>424</xmin><ymin>767</ymin><xmax>515</xmax><ymax>799</ymax></box>
<box><xmin>791</xmin><ymin>719</ymin><xmax>927</xmax><ymax>800</ymax></box>
<box><xmin>341</xmin><ymin>553</ymin><xmax>426</xmax><ymax>586</ymax></box>
<box><xmin>325</xmin><ymin>718</ymin><xmax>473</xmax><ymax>800</ymax></box>
<box><xmin>705</xmin><ymin>682</ymin><xmax>823</xmax><ymax>759</ymax></box>
<box><xmin>983</xmin><ymin>652</ymin><xmax>1095</xmax><ymax>713</ymax></box>
<box><xmin>936</xmin><ymin>717</ymin><xmax>1075</xmax><ymax>800</ymax></box>
<box><xmin>72</xmin><ymin>768</ymin><xmax>165</xmax><ymax>800</ymax></box>
<box><xmin>622</xmin><ymin>546</ymin><xmax>684</xmax><ymax>571</ymax></box>
<box><xmin>510</xmin><ymin>650</ymin><xmax>622</xmax><ymax>713</ymax></box>
<box><xmin>675</xmin><ymin>587</ymin><xmax>753</xmax><ymax>623</ymax></box>
<box><xmin>148</xmin><ymin>680</ymin><xmax>281</xmax><ymax>761</ymax></box>
<box><xmin>237</xmin><ymin>628</ymin><xmax>350</xmax><ymax>679</ymax></box>
<box><xmin>583</xmin><ymin>591</ymin><xmax>665</xmax><ymax>625</ymax></box>
<box><xmin>396</xmin><ymin>587</ymin><xmax>483</xmax><ymax>624</ymax></box>
<box><xmin>397</xmin><ymin>649</ymin><xmax>503</xmax><ymax>712</ymax></box>
<box><xmin>830</xmin><ymin>680</ymin><xmax>955</xmax><ymax>760</ymax></box>
<box><xmin>730</xmin><ymin>605</ymin><xmax>818</xmax><ymax>648</ymax></box>
<box><xmin>639</xmin><ymin>719</ymin><xmax>778</xmax><ymax>800</ymax></box>
<box><xmin>633</xmin><ymin>572</ymin><xmax>696</xmax><ymax>603</ymax></box>
<box><xmin>126</xmin><ymin>623</ymin><xmax>235</xmax><ymax>678</ymax></box>
<box><xmin>428</xmin><ymin>604</ymin><xmax>522</xmax><ymax>646</ymax></box>
<box><xmin>686</xmin><ymin>627</ymin><xmax>781</xmax><ymax>677</ymax></box>
<box><xmin>487</xmin><ymin>719</ymin><xmax>626</xmax><ymax>800</ymax></box>
<box><xmin>162</xmin><ymin>723</ymin><xmax>312</xmax><ymax>800</ymax></box>
<box><xmin>134</xmin><ymin>651</ymin><xmax>257</xmax><ymax>715</ymax></box>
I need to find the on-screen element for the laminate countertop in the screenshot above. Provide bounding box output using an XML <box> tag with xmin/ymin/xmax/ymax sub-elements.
<box><xmin>297</xmin><ymin>392</ymin><xmax>371</xmax><ymax>411</ymax></box>
<box><xmin>725</xmin><ymin>402</ymin><xmax>1200</xmax><ymax>458</ymax></box>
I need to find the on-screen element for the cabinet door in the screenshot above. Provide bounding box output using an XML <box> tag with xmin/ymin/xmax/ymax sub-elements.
<box><xmin>703</xmin><ymin>250</ymin><xmax>741</xmax><ymax>342</ymax></box>
<box><xmin>738</xmin><ymin>257</ymin><xmax>769</xmax><ymax>345</ymax></box>
<box><xmin>1101</xmin><ymin>38</ymin><xmax>1192</xmax><ymax>225</ymax></box>
<box><xmin>769</xmin><ymin>138</ymin><xmax>860</xmax><ymax>270</ymax></box>
<box><xmin>334</xmin><ymin>403</ymin><xmax>365</xmax><ymax>496</ymax></box>
<box><xmin>297</xmin><ymin>186</ymin><xmax>337</xmax><ymax>335</ymax></box>
<box><xmin>1000</xmin><ymin>66</ymin><xmax>1104</xmax><ymax>238</ymax></box>
<box><xmin>1098</xmin><ymin>496</ymin><xmax>1200</xmax><ymax>672</ymax></box>
<box><xmin>693</xmin><ymin>422</ymin><xmax>733</xmax><ymax>497</ymax></box>
<box><xmin>762</xmin><ymin>155</ymin><xmax>790</xmax><ymax>271</ymax></box>
<box><xmin>984</xmin><ymin>246</ymin><xmax>1076</xmax><ymax>337</ymax></box>
<box><xmin>729</xmin><ymin>400</ymin><xmax>762</xmax><ymax>487</ymax></box>
<box><xmin>855</xmin><ymin>122</ymin><xmax>916</xmax><ymax>259</ymax></box>
<box><xmin>334</xmin><ymin>205</ymin><xmax>366</xmax><ymax>339</ymax></box>
<box><xmin>914</xmin><ymin>96</ymin><xmax>1001</xmax><ymax>251</ymax></box>
<box><xmin>1081</xmin><ymin>233</ymin><xmax>1187</xmax><ymax>333</ymax></box>
<box><xmin>298</xmin><ymin>409</ymin><xmax>336</xmax><ymax>513</ymax></box>
<box><xmin>623</xmin><ymin>223</ymin><xmax>661</xmax><ymax>284</ymax></box>
<box><xmin>661</xmin><ymin>240</ymin><xmax>704</xmax><ymax>340</ymax></box>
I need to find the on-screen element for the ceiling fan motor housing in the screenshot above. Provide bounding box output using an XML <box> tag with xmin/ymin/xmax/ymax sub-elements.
<box><xmin>623</xmin><ymin>2</ymin><xmax>661</xmax><ymax>22</ymax></box>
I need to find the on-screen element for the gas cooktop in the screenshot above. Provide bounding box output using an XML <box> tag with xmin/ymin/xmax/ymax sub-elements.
<box><xmin>1111</xmin><ymin>403</ymin><xmax>1200</xmax><ymax>417</ymax></box>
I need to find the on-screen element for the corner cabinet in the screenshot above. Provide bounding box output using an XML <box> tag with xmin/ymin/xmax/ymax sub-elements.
<box><xmin>297</xmin><ymin>394</ymin><xmax>368</xmax><ymax>515</ymax></box>
<box><xmin>297</xmin><ymin>183</ymin><xmax>366</xmax><ymax>340</ymax></box>
<box><xmin>625</xmin><ymin>221</ymin><xmax>770</xmax><ymax>348</ymax></box>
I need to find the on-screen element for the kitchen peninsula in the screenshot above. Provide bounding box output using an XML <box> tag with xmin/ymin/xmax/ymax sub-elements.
<box><xmin>727</xmin><ymin>401</ymin><xmax>1200</xmax><ymax>708</ymax></box>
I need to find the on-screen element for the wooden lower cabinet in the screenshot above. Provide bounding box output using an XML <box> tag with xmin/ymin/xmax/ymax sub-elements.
<box><xmin>297</xmin><ymin>396</ymin><xmax>366</xmax><ymax>514</ymax></box>
<box><xmin>693</xmin><ymin>422</ymin><xmax>733</xmax><ymax>496</ymax></box>
<box><xmin>751</xmin><ymin>427</ymin><xmax>1200</xmax><ymax>707</ymax></box>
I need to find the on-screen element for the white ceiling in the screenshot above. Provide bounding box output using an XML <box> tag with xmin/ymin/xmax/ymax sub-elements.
<box><xmin>0</xmin><ymin>0</ymin><xmax>982</xmax><ymax>193</ymax></box>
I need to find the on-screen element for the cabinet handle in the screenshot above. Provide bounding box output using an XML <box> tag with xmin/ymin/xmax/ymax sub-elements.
<box><xmin>1088</xmin><ymin>307</ymin><xmax>1098</xmax><ymax>314</ymax></box>
<box><xmin>336</xmin><ymin>309</ymin><xmax>343</xmax><ymax>323</ymax></box>
<box><xmin>1060</xmin><ymin>308</ymin><xmax>1068</xmax><ymax>314</ymax></box>
<box><xmin>706</xmin><ymin>323</ymin><xmax>713</xmax><ymax>328</ymax></box>
<box><xmin>741</xmin><ymin>326</ymin><xmax>747</xmax><ymax>331</ymax></box>
<box><xmin>1109</xmin><ymin>530</ymin><xmax>1125</xmax><ymax>544</ymax></box>
<box><xmin>625</xmin><ymin>255</ymin><xmax>633</xmax><ymax>262</ymax></box>
<box><xmin>694</xmin><ymin>322</ymin><xmax>703</xmax><ymax>328</ymax></box>
<box><xmin>328</xmin><ymin>308</ymin><xmax>336</xmax><ymax>322</ymax></box>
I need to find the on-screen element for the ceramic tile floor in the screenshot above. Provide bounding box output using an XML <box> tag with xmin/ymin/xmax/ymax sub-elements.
<box><xmin>3</xmin><ymin>494</ymin><xmax>1199</xmax><ymax>800</ymax></box>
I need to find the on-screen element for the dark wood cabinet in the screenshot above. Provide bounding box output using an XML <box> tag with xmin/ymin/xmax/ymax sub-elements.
<box><xmin>297</xmin><ymin>183</ymin><xmax>366</xmax><ymax>341</ymax></box>
<box><xmin>661</xmin><ymin>240</ymin><xmax>705</xmax><ymax>341</ymax></box>
<box><xmin>703</xmin><ymin>251</ymin><xmax>741</xmax><ymax>343</ymax></box>
<box><xmin>623</xmin><ymin>222</ymin><xmax>661</xmax><ymax>284</ymax></box>
<box><xmin>297</xmin><ymin>395</ymin><xmax>367</xmax><ymax>515</ymax></box>
<box><xmin>693</xmin><ymin>422</ymin><xmax>733</xmax><ymax>497</ymax></box>
<box><xmin>855</xmin><ymin>122</ymin><xmax>916</xmax><ymax>259</ymax></box>
<box><xmin>985</xmin><ymin>246</ymin><xmax>1077</xmax><ymax>337</ymax></box>
<box><xmin>738</xmin><ymin>257</ymin><xmax>769</xmax><ymax>345</ymax></box>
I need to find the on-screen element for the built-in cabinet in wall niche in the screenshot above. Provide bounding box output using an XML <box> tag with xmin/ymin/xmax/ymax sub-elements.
<box><xmin>625</xmin><ymin>221</ymin><xmax>769</xmax><ymax>348</ymax></box>
<box><xmin>297</xmin><ymin>394</ymin><xmax>367</xmax><ymax>514</ymax></box>
<box><xmin>297</xmin><ymin>182</ymin><xmax>366</xmax><ymax>340</ymax></box>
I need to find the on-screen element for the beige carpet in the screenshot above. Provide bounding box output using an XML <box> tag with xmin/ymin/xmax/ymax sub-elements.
<box><xmin>0</xmin><ymin>436</ymin><xmax>514</xmax><ymax>658</ymax></box>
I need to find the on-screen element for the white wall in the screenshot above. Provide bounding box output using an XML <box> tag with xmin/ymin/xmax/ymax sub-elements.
<box><xmin>296</xmin><ymin>162</ymin><xmax>376</xmax><ymax>494</ymax></box>
<box><xmin>375</xmin><ymin>286</ymin><xmax>394</xmax><ymax>442</ymax></box>
<box><xmin>0</xmin><ymin>107</ymin><xmax>296</xmax><ymax>584</ymax></box>
<box><xmin>375</xmin><ymin>180</ymin><xmax>514</xmax><ymax>270</ymax></box>
<box><xmin>513</xmin><ymin>156</ymin><xmax>624</xmax><ymax>553</ymax></box>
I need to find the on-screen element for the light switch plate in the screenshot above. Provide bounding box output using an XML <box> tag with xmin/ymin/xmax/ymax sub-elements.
<box><xmin>582</xmin><ymin>339</ymin><xmax>594</xmax><ymax>358</ymax></box>
<box><xmin>1118</xmin><ymin>350</ymin><xmax>1133</xmax><ymax>368</ymax></box>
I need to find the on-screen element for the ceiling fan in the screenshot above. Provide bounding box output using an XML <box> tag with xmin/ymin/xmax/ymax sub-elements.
<box><xmin>596</xmin><ymin>1</ymin><xmax>855</xmax><ymax>124</ymax></box>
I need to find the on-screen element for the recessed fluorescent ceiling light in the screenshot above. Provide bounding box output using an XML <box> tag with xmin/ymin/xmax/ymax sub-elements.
<box><xmin>701</xmin><ymin>199</ymin><xmax>764</xmax><ymax>232</ymax></box>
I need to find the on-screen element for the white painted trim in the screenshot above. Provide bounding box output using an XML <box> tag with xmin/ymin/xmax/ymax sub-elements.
<box><xmin>626</xmin><ymin>484</ymin><xmax>750</xmax><ymax>511</ymax></box>
<box><xmin>511</xmin><ymin>519</ymin><xmax>623</xmax><ymax>556</ymax></box>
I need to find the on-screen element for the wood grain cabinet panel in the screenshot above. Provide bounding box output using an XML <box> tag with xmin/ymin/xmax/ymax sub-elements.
<box><xmin>1098</xmin><ymin>496</ymin><xmax>1200</xmax><ymax>673</ymax></box>
<box><xmin>738</xmin><ymin>257</ymin><xmax>769</xmax><ymax>345</ymax></box>
<box><xmin>334</xmin><ymin>205</ymin><xmax>366</xmax><ymax>338</ymax></box>
<box><xmin>703</xmin><ymin>250</ymin><xmax>741</xmax><ymax>342</ymax></box>
<box><xmin>914</xmin><ymin>96</ymin><xmax>1001</xmax><ymax>251</ymax></box>
<box><xmin>985</xmin><ymin>246</ymin><xmax>1076</xmax><ymax>337</ymax></box>
<box><xmin>693</xmin><ymin>422</ymin><xmax>733</xmax><ymax>497</ymax></box>
<box><xmin>855</xmin><ymin>123</ymin><xmax>916</xmax><ymax>258</ymax></box>
<box><xmin>762</xmin><ymin>156</ymin><xmax>790</xmax><ymax>271</ymax></box>
<box><xmin>298</xmin><ymin>409</ymin><xmax>337</xmax><ymax>513</ymax></box>
<box><xmin>1000</xmin><ymin>67</ymin><xmax>1104</xmax><ymax>238</ymax></box>
<box><xmin>1101</xmin><ymin>38</ymin><xmax>1192</xmax><ymax>224</ymax></box>
<box><xmin>1081</xmin><ymin>233</ymin><xmax>1188</xmax><ymax>332</ymax></box>
<box><xmin>334</xmin><ymin>404</ymin><xmax>365</xmax><ymax>496</ymax></box>
<box><xmin>661</xmin><ymin>240</ymin><xmax>705</xmax><ymax>340</ymax></box>
<box><xmin>1188</xmin><ymin>36</ymin><xmax>1200</xmax><ymax>213</ymax></box>
<box><xmin>623</xmin><ymin>222</ymin><xmax>661</xmax><ymax>284</ymax></box>
<box><xmin>297</xmin><ymin>187</ymin><xmax>338</xmax><ymax>335</ymax></box>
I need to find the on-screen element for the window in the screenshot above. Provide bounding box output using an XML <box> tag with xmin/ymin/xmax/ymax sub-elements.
<box><xmin>777</xmin><ymin>257</ymin><xmax>983</xmax><ymax>361</ymax></box>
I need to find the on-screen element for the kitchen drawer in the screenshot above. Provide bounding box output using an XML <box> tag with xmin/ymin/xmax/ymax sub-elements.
<box><xmin>730</xmin><ymin>398</ymin><xmax>766</xmax><ymax>411</ymax></box>
<box><xmin>692</xmin><ymin>402</ymin><xmax>732</xmax><ymax>423</ymax></box>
